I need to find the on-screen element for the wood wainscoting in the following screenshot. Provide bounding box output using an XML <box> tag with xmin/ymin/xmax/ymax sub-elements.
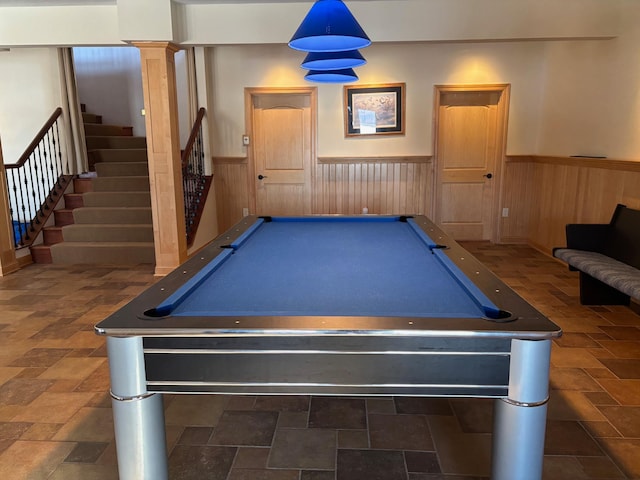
<box><xmin>213</xmin><ymin>155</ymin><xmax>434</xmax><ymax>232</ymax></box>
<box><xmin>316</xmin><ymin>156</ymin><xmax>433</xmax><ymax>215</ymax></box>
<box><xmin>213</xmin><ymin>156</ymin><xmax>250</xmax><ymax>233</ymax></box>
<box><xmin>501</xmin><ymin>155</ymin><xmax>640</xmax><ymax>254</ymax></box>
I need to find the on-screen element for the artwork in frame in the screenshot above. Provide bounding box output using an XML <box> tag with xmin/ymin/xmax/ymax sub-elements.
<box><xmin>344</xmin><ymin>83</ymin><xmax>405</xmax><ymax>136</ymax></box>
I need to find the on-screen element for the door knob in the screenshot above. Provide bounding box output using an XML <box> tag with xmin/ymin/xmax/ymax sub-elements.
<box><xmin>483</xmin><ymin>173</ymin><xmax>493</xmax><ymax>179</ymax></box>
<box><xmin>258</xmin><ymin>174</ymin><xmax>267</xmax><ymax>180</ymax></box>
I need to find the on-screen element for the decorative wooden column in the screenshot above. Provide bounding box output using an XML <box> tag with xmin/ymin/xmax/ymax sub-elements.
<box><xmin>0</xmin><ymin>138</ymin><xmax>20</xmax><ymax>276</ymax></box>
<box><xmin>135</xmin><ymin>42</ymin><xmax>187</xmax><ymax>276</ymax></box>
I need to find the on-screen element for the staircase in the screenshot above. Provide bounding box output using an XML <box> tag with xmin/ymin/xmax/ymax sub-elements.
<box><xmin>30</xmin><ymin>108</ymin><xmax>155</xmax><ymax>264</ymax></box>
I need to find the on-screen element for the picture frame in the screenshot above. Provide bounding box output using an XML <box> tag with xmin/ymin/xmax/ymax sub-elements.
<box><xmin>344</xmin><ymin>82</ymin><xmax>405</xmax><ymax>136</ymax></box>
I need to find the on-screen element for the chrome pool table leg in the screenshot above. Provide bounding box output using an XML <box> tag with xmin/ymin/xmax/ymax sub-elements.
<box><xmin>107</xmin><ymin>336</ymin><xmax>168</xmax><ymax>480</ymax></box>
<box><xmin>492</xmin><ymin>339</ymin><xmax>552</xmax><ymax>480</ymax></box>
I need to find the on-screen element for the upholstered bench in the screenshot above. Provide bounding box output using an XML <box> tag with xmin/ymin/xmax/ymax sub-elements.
<box><xmin>553</xmin><ymin>204</ymin><xmax>640</xmax><ymax>305</ymax></box>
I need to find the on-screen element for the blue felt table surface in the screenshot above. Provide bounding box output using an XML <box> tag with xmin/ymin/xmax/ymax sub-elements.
<box><xmin>167</xmin><ymin>217</ymin><xmax>495</xmax><ymax>318</ymax></box>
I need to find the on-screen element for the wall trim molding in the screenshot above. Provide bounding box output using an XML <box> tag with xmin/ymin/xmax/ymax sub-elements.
<box><xmin>318</xmin><ymin>155</ymin><xmax>432</xmax><ymax>164</ymax></box>
<box><xmin>506</xmin><ymin>155</ymin><xmax>640</xmax><ymax>172</ymax></box>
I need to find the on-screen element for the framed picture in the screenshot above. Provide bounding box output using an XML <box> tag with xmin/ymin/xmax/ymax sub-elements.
<box><xmin>344</xmin><ymin>83</ymin><xmax>405</xmax><ymax>136</ymax></box>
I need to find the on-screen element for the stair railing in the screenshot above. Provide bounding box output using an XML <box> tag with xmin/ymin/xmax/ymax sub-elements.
<box><xmin>181</xmin><ymin>107</ymin><xmax>208</xmax><ymax>247</ymax></box>
<box><xmin>4</xmin><ymin>107</ymin><xmax>71</xmax><ymax>249</ymax></box>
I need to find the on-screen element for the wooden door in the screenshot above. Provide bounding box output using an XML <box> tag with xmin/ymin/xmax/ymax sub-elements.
<box><xmin>434</xmin><ymin>87</ymin><xmax>509</xmax><ymax>241</ymax></box>
<box><xmin>249</xmin><ymin>91</ymin><xmax>314</xmax><ymax>216</ymax></box>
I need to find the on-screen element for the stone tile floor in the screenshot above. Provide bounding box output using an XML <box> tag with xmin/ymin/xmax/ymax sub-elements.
<box><xmin>0</xmin><ymin>243</ymin><xmax>639</xmax><ymax>479</ymax></box>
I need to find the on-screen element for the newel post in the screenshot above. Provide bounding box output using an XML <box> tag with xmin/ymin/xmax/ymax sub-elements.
<box><xmin>135</xmin><ymin>42</ymin><xmax>187</xmax><ymax>276</ymax></box>
<box><xmin>0</xmin><ymin>137</ymin><xmax>20</xmax><ymax>276</ymax></box>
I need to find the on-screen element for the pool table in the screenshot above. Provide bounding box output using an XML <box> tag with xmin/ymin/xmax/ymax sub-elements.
<box><xmin>95</xmin><ymin>215</ymin><xmax>561</xmax><ymax>480</ymax></box>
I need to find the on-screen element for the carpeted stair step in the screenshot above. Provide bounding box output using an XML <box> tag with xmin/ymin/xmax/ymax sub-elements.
<box><xmin>30</xmin><ymin>245</ymin><xmax>52</xmax><ymax>263</ymax></box>
<box><xmin>43</xmin><ymin>226</ymin><xmax>64</xmax><ymax>245</ymax></box>
<box><xmin>95</xmin><ymin>161</ymin><xmax>148</xmax><ymax>177</ymax></box>
<box><xmin>73</xmin><ymin>207</ymin><xmax>152</xmax><ymax>224</ymax></box>
<box><xmin>92</xmin><ymin>176</ymin><xmax>150</xmax><ymax>192</ymax></box>
<box><xmin>85</xmin><ymin>136</ymin><xmax>146</xmax><ymax>150</ymax></box>
<box><xmin>88</xmin><ymin>148</ymin><xmax>148</xmax><ymax>164</ymax></box>
<box><xmin>50</xmin><ymin>242</ymin><xmax>155</xmax><ymax>264</ymax></box>
<box><xmin>64</xmin><ymin>193</ymin><xmax>84</xmax><ymax>209</ymax></box>
<box><xmin>82</xmin><ymin>191</ymin><xmax>151</xmax><ymax>208</ymax></box>
<box><xmin>61</xmin><ymin>224</ymin><xmax>153</xmax><ymax>242</ymax></box>
<box><xmin>82</xmin><ymin>112</ymin><xmax>102</xmax><ymax>124</ymax></box>
<box><xmin>54</xmin><ymin>209</ymin><xmax>75</xmax><ymax>226</ymax></box>
<box><xmin>74</xmin><ymin>178</ymin><xmax>94</xmax><ymax>193</ymax></box>
<box><xmin>84</xmin><ymin>124</ymin><xmax>133</xmax><ymax>136</ymax></box>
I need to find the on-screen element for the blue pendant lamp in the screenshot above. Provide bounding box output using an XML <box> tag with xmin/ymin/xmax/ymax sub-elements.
<box><xmin>301</xmin><ymin>50</ymin><xmax>366</xmax><ymax>71</ymax></box>
<box><xmin>305</xmin><ymin>68</ymin><xmax>359</xmax><ymax>83</ymax></box>
<box><xmin>289</xmin><ymin>0</ymin><xmax>371</xmax><ymax>52</ymax></box>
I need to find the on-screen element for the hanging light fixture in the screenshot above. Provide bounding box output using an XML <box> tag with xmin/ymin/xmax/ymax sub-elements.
<box><xmin>304</xmin><ymin>68</ymin><xmax>359</xmax><ymax>83</ymax></box>
<box><xmin>289</xmin><ymin>0</ymin><xmax>371</xmax><ymax>53</ymax></box>
<box><xmin>301</xmin><ymin>50</ymin><xmax>366</xmax><ymax>71</ymax></box>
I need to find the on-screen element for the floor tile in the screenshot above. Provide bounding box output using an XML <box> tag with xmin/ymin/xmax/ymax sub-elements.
<box><xmin>580</xmin><ymin>420</ymin><xmax>622</xmax><ymax>438</ymax></box>
<box><xmin>577</xmin><ymin>455</ymin><xmax>626</xmax><ymax>478</ymax></box>
<box><xmin>547</xmin><ymin>390</ymin><xmax>607</xmax><ymax>421</ymax></box>
<box><xmin>449</xmin><ymin>399</ymin><xmax>493</xmax><ymax>433</ymax></box>
<box><xmin>228</xmin><ymin>468</ymin><xmax>300</xmax><ymax>480</ymax></box>
<box><xmin>597</xmin><ymin>406</ymin><xmax>640</xmax><ymax>437</ymax></box>
<box><xmin>541</xmin><ymin>456</ymin><xmax>589</xmax><ymax>479</ymax></box>
<box><xmin>177</xmin><ymin>426</ymin><xmax>213</xmax><ymax>445</ymax></box>
<box><xmin>598</xmin><ymin>326</ymin><xmax>640</xmax><ymax>340</ymax></box>
<box><xmin>209</xmin><ymin>411</ymin><xmax>278</xmax><ymax>446</ymax></box>
<box><xmin>11</xmin><ymin>392</ymin><xmax>94</xmax><ymax>423</ymax></box>
<box><xmin>52</xmin><ymin>407</ymin><xmax>115</xmax><ymax>442</ymax></box>
<box><xmin>269</xmin><ymin>428</ymin><xmax>336</xmax><ymax>470</ymax></box>
<box><xmin>426</xmin><ymin>415</ymin><xmax>491</xmax><ymax>476</ymax></box>
<box><xmin>1</xmin><ymin>245</ymin><xmax>639</xmax><ymax>479</ymax></box>
<box><xmin>336</xmin><ymin>449</ymin><xmax>406</xmax><ymax>480</ymax></box>
<box><xmin>8</xmin><ymin>348</ymin><xmax>72</xmax><ymax>368</ymax></box>
<box><xmin>599</xmin><ymin>359</ymin><xmax>640</xmax><ymax>379</ymax></box>
<box><xmin>0</xmin><ymin>440</ymin><xmax>75</xmax><ymax>480</ymax></box>
<box><xmin>366</xmin><ymin>397</ymin><xmax>396</xmax><ymax>414</ymax></box>
<box><xmin>64</xmin><ymin>441</ymin><xmax>109</xmax><ymax>463</ymax></box>
<box><xmin>301</xmin><ymin>471</ymin><xmax>335</xmax><ymax>480</ymax></box>
<box><xmin>0</xmin><ymin>378</ymin><xmax>53</xmax><ymax>405</ymax></box>
<box><xmin>369</xmin><ymin>414</ymin><xmax>433</xmax><ymax>451</ymax></box>
<box><xmin>549</xmin><ymin>367</ymin><xmax>603</xmax><ymax>391</ymax></box>
<box><xmin>544</xmin><ymin>420</ymin><xmax>604</xmax><ymax>456</ymax></box>
<box><xmin>309</xmin><ymin>397</ymin><xmax>366</xmax><ymax>429</ymax></box>
<box><xmin>277</xmin><ymin>411</ymin><xmax>309</xmax><ymax>428</ymax></box>
<box><xmin>404</xmin><ymin>451</ymin><xmax>441</xmax><ymax>473</ymax></box>
<box><xmin>596</xmin><ymin>438</ymin><xmax>640</xmax><ymax>478</ymax></box>
<box><xmin>164</xmin><ymin>395</ymin><xmax>227</xmax><ymax>426</ymax></box>
<box><xmin>337</xmin><ymin>429</ymin><xmax>369</xmax><ymax>449</ymax></box>
<box><xmin>232</xmin><ymin>446</ymin><xmax>269</xmax><ymax>469</ymax></box>
<box><xmin>597</xmin><ymin>379</ymin><xmax>640</xmax><ymax>405</ymax></box>
<box><xmin>47</xmin><ymin>462</ymin><xmax>119</xmax><ymax>480</ymax></box>
<box><xmin>394</xmin><ymin>397</ymin><xmax>453</xmax><ymax>416</ymax></box>
<box><xmin>254</xmin><ymin>395</ymin><xmax>310</xmax><ymax>412</ymax></box>
<box><xmin>168</xmin><ymin>445</ymin><xmax>236</xmax><ymax>480</ymax></box>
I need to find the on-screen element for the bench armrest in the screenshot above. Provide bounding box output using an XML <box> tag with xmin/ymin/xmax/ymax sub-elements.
<box><xmin>565</xmin><ymin>223</ymin><xmax>610</xmax><ymax>252</ymax></box>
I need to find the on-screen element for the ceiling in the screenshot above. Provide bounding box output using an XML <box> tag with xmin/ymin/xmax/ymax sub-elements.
<box><xmin>0</xmin><ymin>0</ymin><xmax>370</xmax><ymax>5</ymax></box>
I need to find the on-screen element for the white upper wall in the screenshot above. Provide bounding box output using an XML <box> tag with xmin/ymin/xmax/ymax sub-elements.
<box><xmin>0</xmin><ymin>48</ymin><xmax>63</xmax><ymax>163</ymax></box>
<box><xmin>536</xmin><ymin>0</ymin><xmax>640</xmax><ymax>160</ymax></box>
<box><xmin>0</xmin><ymin>0</ymin><xmax>638</xmax><ymax>161</ymax></box>
<box><xmin>210</xmin><ymin>41</ymin><xmax>547</xmax><ymax>158</ymax></box>
<box><xmin>0</xmin><ymin>0</ymin><xmax>622</xmax><ymax>47</ymax></box>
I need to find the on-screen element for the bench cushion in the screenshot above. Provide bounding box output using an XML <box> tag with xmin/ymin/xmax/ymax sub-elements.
<box><xmin>554</xmin><ymin>248</ymin><xmax>640</xmax><ymax>300</ymax></box>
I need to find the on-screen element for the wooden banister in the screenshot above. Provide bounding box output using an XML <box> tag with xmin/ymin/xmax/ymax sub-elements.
<box><xmin>181</xmin><ymin>108</ymin><xmax>206</xmax><ymax>169</ymax></box>
<box><xmin>5</xmin><ymin>107</ymin><xmax>63</xmax><ymax>169</ymax></box>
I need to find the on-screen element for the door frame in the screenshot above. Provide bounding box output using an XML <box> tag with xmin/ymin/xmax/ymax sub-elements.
<box><xmin>244</xmin><ymin>86</ymin><xmax>317</xmax><ymax>215</ymax></box>
<box><xmin>432</xmin><ymin>83</ymin><xmax>511</xmax><ymax>243</ymax></box>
